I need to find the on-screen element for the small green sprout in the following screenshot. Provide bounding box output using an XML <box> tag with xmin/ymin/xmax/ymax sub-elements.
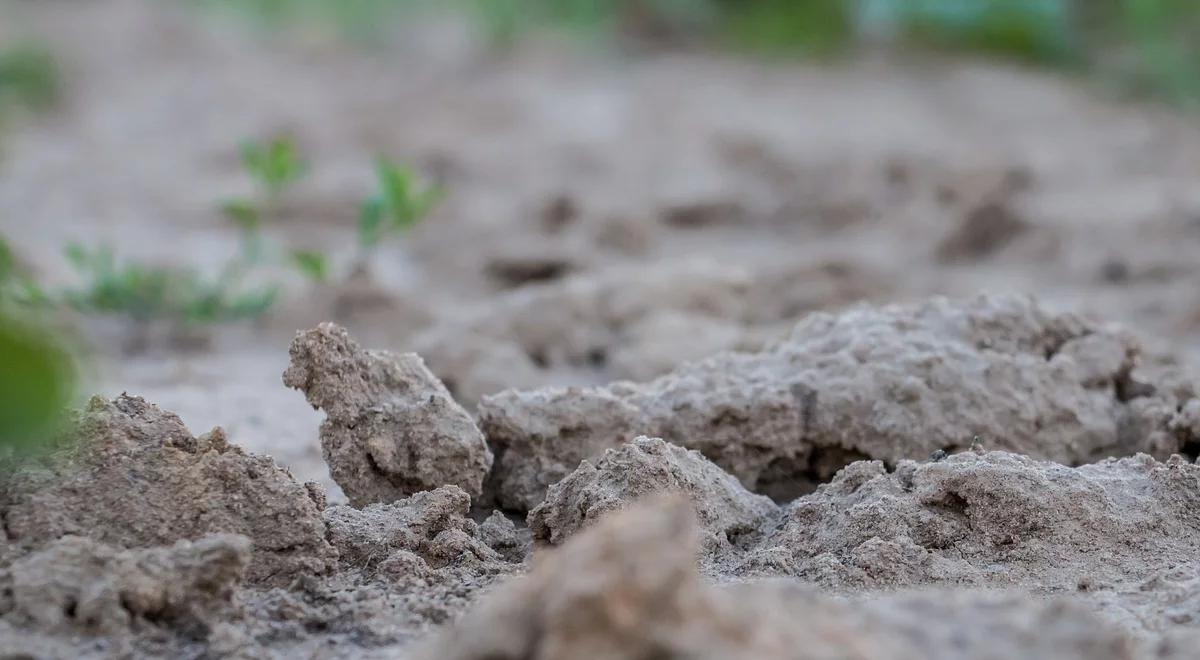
<box><xmin>0</xmin><ymin>235</ymin><xmax>48</xmax><ymax>307</ymax></box>
<box><xmin>239</xmin><ymin>136</ymin><xmax>308</xmax><ymax>200</ymax></box>
<box><xmin>221</xmin><ymin>136</ymin><xmax>306</xmax><ymax>226</ymax></box>
<box><xmin>288</xmin><ymin>249</ymin><xmax>328</xmax><ymax>282</ymax></box>
<box><xmin>60</xmin><ymin>242</ymin><xmax>281</xmax><ymax>325</ymax></box>
<box><xmin>0</xmin><ymin>44</ymin><xmax>60</xmax><ymax>114</ymax></box>
<box><xmin>357</xmin><ymin>158</ymin><xmax>441</xmax><ymax>259</ymax></box>
<box><xmin>220</xmin><ymin>135</ymin><xmax>327</xmax><ymax>285</ymax></box>
<box><xmin>220</xmin><ymin>199</ymin><xmax>262</xmax><ymax>232</ymax></box>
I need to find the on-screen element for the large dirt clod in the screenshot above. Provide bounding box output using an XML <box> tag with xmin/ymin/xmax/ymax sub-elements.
<box><xmin>480</xmin><ymin>294</ymin><xmax>1197</xmax><ymax>509</ymax></box>
<box><xmin>527</xmin><ymin>436</ymin><xmax>777</xmax><ymax>555</ymax></box>
<box><xmin>0</xmin><ymin>395</ymin><xmax>335</xmax><ymax>586</ymax></box>
<box><xmin>418</xmin><ymin>496</ymin><xmax>1139</xmax><ymax>660</ymax></box>
<box><xmin>1</xmin><ymin>534</ymin><xmax>250</xmax><ymax>635</ymax></box>
<box><xmin>284</xmin><ymin>322</ymin><xmax>493</xmax><ymax>506</ymax></box>
<box><xmin>741</xmin><ymin>450</ymin><xmax>1200</xmax><ymax>601</ymax></box>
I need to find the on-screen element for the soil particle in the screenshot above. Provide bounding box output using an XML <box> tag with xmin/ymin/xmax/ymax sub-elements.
<box><xmin>480</xmin><ymin>294</ymin><xmax>1196</xmax><ymax>510</ymax></box>
<box><xmin>418</xmin><ymin>496</ymin><xmax>1140</xmax><ymax>660</ymax></box>
<box><xmin>527</xmin><ymin>436</ymin><xmax>777</xmax><ymax>556</ymax></box>
<box><xmin>0</xmin><ymin>395</ymin><xmax>335</xmax><ymax>586</ymax></box>
<box><xmin>284</xmin><ymin>322</ymin><xmax>493</xmax><ymax>506</ymax></box>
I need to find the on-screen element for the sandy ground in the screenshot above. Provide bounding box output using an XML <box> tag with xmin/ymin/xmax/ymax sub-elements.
<box><xmin>2</xmin><ymin>1</ymin><xmax>1200</xmax><ymax>656</ymax></box>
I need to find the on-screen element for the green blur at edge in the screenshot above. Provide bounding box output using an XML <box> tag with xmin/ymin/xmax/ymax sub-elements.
<box><xmin>0</xmin><ymin>312</ymin><xmax>76</xmax><ymax>454</ymax></box>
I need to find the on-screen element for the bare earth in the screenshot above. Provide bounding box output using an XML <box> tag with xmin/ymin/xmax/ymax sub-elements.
<box><xmin>2</xmin><ymin>0</ymin><xmax>1200</xmax><ymax>657</ymax></box>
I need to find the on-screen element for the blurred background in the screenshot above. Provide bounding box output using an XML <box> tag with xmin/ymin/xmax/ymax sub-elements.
<box><xmin>2</xmin><ymin>0</ymin><xmax>1199</xmax><ymax>498</ymax></box>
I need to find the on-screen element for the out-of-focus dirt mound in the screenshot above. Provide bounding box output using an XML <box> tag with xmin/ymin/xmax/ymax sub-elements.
<box><xmin>481</xmin><ymin>293</ymin><xmax>1198</xmax><ymax>509</ymax></box>
<box><xmin>414</xmin><ymin>258</ymin><xmax>890</xmax><ymax>406</ymax></box>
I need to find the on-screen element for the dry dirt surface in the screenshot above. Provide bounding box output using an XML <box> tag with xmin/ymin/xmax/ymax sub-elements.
<box><xmin>4</xmin><ymin>0</ymin><xmax>1200</xmax><ymax>657</ymax></box>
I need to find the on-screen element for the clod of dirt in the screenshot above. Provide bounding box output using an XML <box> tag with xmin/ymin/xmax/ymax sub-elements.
<box><xmin>284</xmin><ymin>322</ymin><xmax>493</xmax><ymax>506</ymax></box>
<box><xmin>324</xmin><ymin>485</ymin><xmax>515</xmax><ymax>571</ymax></box>
<box><xmin>740</xmin><ymin>451</ymin><xmax>1200</xmax><ymax>604</ymax></box>
<box><xmin>418</xmin><ymin>496</ymin><xmax>1138</xmax><ymax>660</ymax></box>
<box><xmin>936</xmin><ymin>197</ymin><xmax>1030</xmax><ymax>262</ymax></box>
<box><xmin>480</xmin><ymin>294</ymin><xmax>1196</xmax><ymax>509</ymax></box>
<box><xmin>1</xmin><ymin>534</ymin><xmax>249</xmax><ymax>635</ymax></box>
<box><xmin>527</xmin><ymin>437</ymin><xmax>776</xmax><ymax>555</ymax></box>
<box><xmin>0</xmin><ymin>395</ymin><xmax>335</xmax><ymax>586</ymax></box>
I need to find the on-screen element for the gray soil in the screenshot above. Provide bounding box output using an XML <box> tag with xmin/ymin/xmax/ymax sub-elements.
<box><xmin>3</xmin><ymin>0</ymin><xmax>1200</xmax><ymax>657</ymax></box>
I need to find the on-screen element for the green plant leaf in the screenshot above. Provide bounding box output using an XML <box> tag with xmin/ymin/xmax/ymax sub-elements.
<box><xmin>221</xmin><ymin>199</ymin><xmax>262</xmax><ymax>231</ymax></box>
<box><xmin>0</xmin><ymin>236</ymin><xmax>12</xmax><ymax>283</ymax></box>
<box><xmin>0</xmin><ymin>44</ymin><xmax>60</xmax><ymax>113</ymax></box>
<box><xmin>63</xmin><ymin>242</ymin><xmax>89</xmax><ymax>270</ymax></box>
<box><xmin>226</xmin><ymin>285</ymin><xmax>280</xmax><ymax>320</ymax></box>
<box><xmin>358</xmin><ymin>197</ymin><xmax>385</xmax><ymax>248</ymax></box>
<box><xmin>239</xmin><ymin>136</ymin><xmax>306</xmax><ymax>197</ymax></box>
<box><xmin>289</xmin><ymin>249</ymin><xmax>328</xmax><ymax>282</ymax></box>
<box><xmin>364</xmin><ymin>157</ymin><xmax>440</xmax><ymax>242</ymax></box>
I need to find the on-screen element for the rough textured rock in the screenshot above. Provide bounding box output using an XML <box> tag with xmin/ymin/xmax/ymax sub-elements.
<box><xmin>284</xmin><ymin>322</ymin><xmax>493</xmax><ymax>506</ymax></box>
<box><xmin>0</xmin><ymin>395</ymin><xmax>335</xmax><ymax>586</ymax></box>
<box><xmin>415</xmin><ymin>258</ymin><xmax>886</xmax><ymax>406</ymax></box>
<box><xmin>528</xmin><ymin>437</ymin><xmax>777</xmax><ymax>556</ymax></box>
<box><xmin>739</xmin><ymin>450</ymin><xmax>1200</xmax><ymax>603</ymax></box>
<box><xmin>1</xmin><ymin>534</ymin><xmax>249</xmax><ymax>635</ymax></box>
<box><xmin>480</xmin><ymin>294</ymin><xmax>1198</xmax><ymax>509</ymax></box>
<box><xmin>418</xmin><ymin>496</ymin><xmax>1139</xmax><ymax>660</ymax></box>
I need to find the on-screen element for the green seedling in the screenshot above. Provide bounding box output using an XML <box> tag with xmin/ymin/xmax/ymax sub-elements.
<box><xmin>221</xmin><ymin>136</ymin><xmax>306</xmax><ymax>226</ymax></box>
<box><xmin>288</xmin><ymin>249</ymin><xmax>328</xmax><ymax>281</ymax></box>
<box><xmin>61</xmin><ymin>242</ymin><xmax>280</xmax><ymax>325</ymax></box>
<box><xmin>220</xmin><ymin>136</ymin><xmax>327</xmax><ymax>284</ymax></box>
<box><xmin>240</xmin><ymin>136</ymin><xmax>307</xmax><ymax>200</ymax></box>
<box><xmin>0</xmin><ymin>235</ymin><xmax>48</xmax><ymax>307</ymax></box>
<box><xmin>357</xmin><ymin>158</ymin><xmax>441</xmax><ymax>261</ymax></box>
<box><xmin>0</xmin><ymin>44</ymin><xmax>60</xmax><ymax>114</ymax></box>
